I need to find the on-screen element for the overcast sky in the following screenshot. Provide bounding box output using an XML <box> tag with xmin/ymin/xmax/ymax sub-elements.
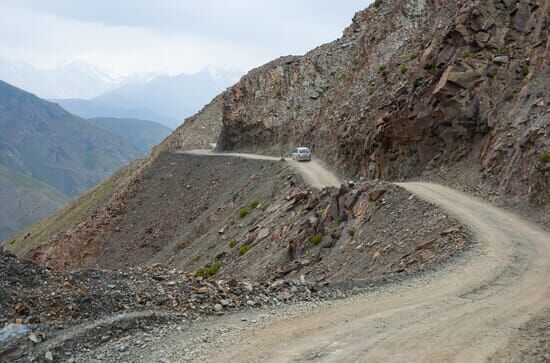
<box><xmin>0</xmin><ymin>0</ymin><xmax>370</xmax><ymax>77</ymax></box>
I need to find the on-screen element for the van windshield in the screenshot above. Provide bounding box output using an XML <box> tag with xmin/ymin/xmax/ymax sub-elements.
<box><xmin>298</xmin><ymin>148</ymin><xmax>310</xmax><ymax>153</ymax></box>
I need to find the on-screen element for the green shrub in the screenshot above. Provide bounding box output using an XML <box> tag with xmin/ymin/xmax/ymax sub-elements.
<box><xmin>275</xmin><ymin>90</ymin><xmax>282</xmax><ymax>97</ymax></box>
<box><xmin>520</xmin><ymin>66</ymin><xmax>529</xmax><ymax>76</ymax></box>
<box><xmin>428</xmin><ymin>64</ymin><xmax>437</xmax><ymax>76</ymax></box>
<box><xmin>249</xmin><ymin>199</ymin><xmax>260</xmax><ymax>209</ymax></box>
<box><xmin>410</xmin><ymin>53</ymin><xmax>418</xmax><ymax>60</ymax></box>
<box><xmin>379</xmin><ymin>64</ymin><xmax>388</xmax><ymax>72</ymax></box>
<box><xmin>310</xmin><ymin>233</ymin><xmax>324</xmax><ymax>245</ymax></box>
<box><xmin>348</xmin><ymin>228</ymin><xmax>356</xmax><ymax>237</ymax></box>
<box><xmin>229</xmin><ymin>240</ymin><xmax>238</xmax><ymax>248</ymax></box>
<box><xmin>462</xmin><ymin>51</ymin><xmax>471</xmax><ymax>59</ymax></box>
<box><xmin>238</xmin><ymin>208</ymin><xmax>249</xmax><ymax>218</ymax></box>
<box><xmin>239</xmin><ymin>245</ymin><xmax>250</xmax><ymax>256</ymax></box>
<box><xmin>196</xmin><ymin>261</ymin><xmax>222</xmax><ymax>279</ymax></box>
<box><xmin>399</xmin><ymin>65</ymin><xmax>408</xmax><ymax>74</ymax></box>
<box><xmin>540</xmin><ymin>154</ymin><xmax>550</xmax><ymax>163</ymax></box>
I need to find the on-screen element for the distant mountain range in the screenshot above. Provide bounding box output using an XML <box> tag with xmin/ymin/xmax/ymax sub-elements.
<box><xmin>56</xmin><ymin>69</ymin><xmax>240</xmax><ymax>128</ymax></box>
<box><xmin>0</xmin><ymin>57</ymin><xmax>240</xmax><ymax>129</ymax></box>
<box><xmin>0</xmin><ymin>80</ymin><xmax>171</xmax><ymax>241</ymax></box>
<box><xmin>0</xmin><ymin>57</ymin><xmax>123</xmax><ymax>99</ymax></box>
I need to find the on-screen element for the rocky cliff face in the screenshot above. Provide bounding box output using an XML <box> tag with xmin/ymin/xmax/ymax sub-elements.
<box><xmin>165</xmin><ymin>0</ymin><xmax>550</xmax><ymax>205</ymax></box>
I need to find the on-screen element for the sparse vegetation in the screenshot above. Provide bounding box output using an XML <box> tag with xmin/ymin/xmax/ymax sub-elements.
<box><xmin>520</xmin><ymin>66</ymin><xmax>529</xmax><ymax>76</ymax></box>
<box><xmin>379</xmin><ymin>64</ymin><xmax>387</xmax><ymax>73</ymax></box>
<box><xmin>540</xmin><ymin>154</ymin><xmax>550</xmax><ymax>163</ymax></box>
<box><xmin>462</xmin><ymin>51</ymin><xmax>471</xmax><ymax>59</ymax></box>
<box><xmin>275</xmin><ymin>89</ymin><xmax>282</xmax><ymax>97</ymax></box>
<box><xmin>229</xmin><ymin>239</ymin><xmax>238</xmax><ymax>248</ymax></box>
<box><xmin>310</xmin><ymin>233</ymin><xmax>324</xmax><ymax>245</ymax></box>
<box><xmin>428</xmin><ymin>64</ymin><xmax>437</xmax><ymax>76</ymax></box>
<box><xmin>314</xmin><ymin>252</ymin><xmax>322</xmax><ymax>263</ymax></box>
<box><xmin>239</xmin><ymin>245</ymin><xmax>250</xmax><ymax>255</ymax></box>
<box><xmin>239</xmin><ymin>208</ymin><xmax>249</xmax><ymax>218</ymax></box>
<box><xmin>195</xmin><ymin>261</ymin><xmax>222</xmax><ymax>279</ymax></box>
<box><xmin>399</xmin><ymin>65</ymin><xmax>408</xmax><ymax>75</ymax></box>
<box><xmin>249</xmin><ymin>199</ymin><xmax>260</xmax><ymax>209</ymax></box>
<box><xmin>348</xmin><ymin>228</ymin><xmax>356</xmax><ymax>237</ymax></box>
<box><xmin>410</xmin><ymin>52</ymin><xmax>418</xmax><ymax>60</ymax></box>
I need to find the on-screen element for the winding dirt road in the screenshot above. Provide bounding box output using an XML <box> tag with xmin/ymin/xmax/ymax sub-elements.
<box><xmin>193</xmin><ymin>183</ymin><xmax>548</xmax><ymax>362</ymax></box>
<box><xmin>181</xmin><ymin>149</ymin><xmax>341</xmax><ymax>189</ymax></box>
<box><xmin>171</xmin><ymin>151</ymin><xmax>549</xmax><ymax>362</ymax></box>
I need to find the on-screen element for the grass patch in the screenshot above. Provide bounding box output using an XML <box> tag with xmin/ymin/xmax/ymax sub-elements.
<box><xmin>520</xmin><ymin>66</ymin><xmax>529</xmax><ymax>76</ymax></box>
<box><xmin>238</xmin><ymin>208</ymin><xmax>249</xmax><ymax>218</ymax></box>
<box><xmin>239</xmin><ymin>245</ymin><xmax>250</xmax><ymax>256</ymax></box>
<box><xmin>540</xmin><ymin>154</ymin><xmax>550</xmax><ymax>163</ymax></box>
<box><xmin>310</xmin><ymin>233</ymin><xmax>324</xmax><ymax>245</ymax></box>
<box><xmin>410</xmin><ymin>53</ymin><xmax>418</xmax><ymax>60</ymax></box>
<box><xmin>196</xmin><ymin>261</ymin><xmax>223</xmax><ymax>279</ymax></box>
<box><xmin>399</xmin><ymin>65</ymin><xmax>408</xmax><ymax>75</ymax></box>
<box><xmin>249</xmin><ymin>199</ymin><xmax>260</xmax><ymax>209</ymax></box>
<box><xmin>229</xmin><ymin>239</ymin><xmax>238</xmax><ymax>248</ymax></box>
<box><xmin>348</xmin><ymin>228</ymin><xmax>356</xmax><ymax>237</ymax></box>
<box><xmin>379</xmin><ymin>64</ymin><xmax>387</xmax><ymax>73</ymax></box>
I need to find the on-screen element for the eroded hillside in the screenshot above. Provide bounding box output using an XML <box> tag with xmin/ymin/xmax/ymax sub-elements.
<box><xmin>16</xmin><ymin>152</ymin><xmax>470</xmax><ymax>289</ymax></box>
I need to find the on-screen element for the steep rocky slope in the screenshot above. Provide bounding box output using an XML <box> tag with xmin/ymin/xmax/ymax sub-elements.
<box><xmin>162</xmin><ymin>0</ymin><xmax>549</xmax><ymax>207</ymax></box>
<box><xmin>15</xmin><ymin>153</ymin><xmax>470</xmax><ymax>288</ymax></box>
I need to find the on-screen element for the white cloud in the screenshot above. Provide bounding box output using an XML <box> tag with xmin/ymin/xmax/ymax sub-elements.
<box><xmin>0</xmin><ymin>1</ymin><xmax>370</xmax><ymax>77</ymax></box>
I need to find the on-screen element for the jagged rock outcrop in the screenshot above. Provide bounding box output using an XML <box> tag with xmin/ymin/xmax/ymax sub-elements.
<box><xmin>164</xmin><ymin>0</ymin><xmax>550</xmax><ymax>205</ymax></box>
